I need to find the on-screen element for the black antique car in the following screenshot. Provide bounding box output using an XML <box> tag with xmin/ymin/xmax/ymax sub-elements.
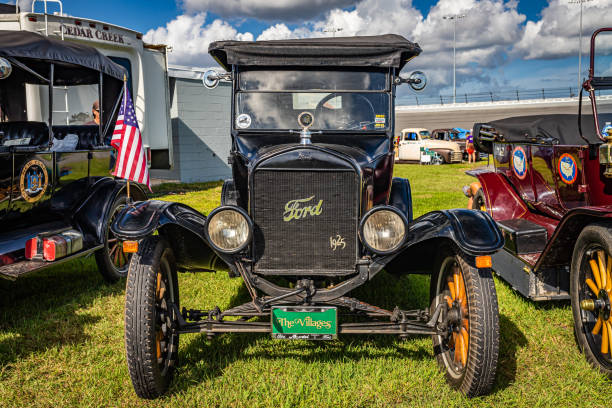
<box><xmin>112</xmin><ymin>35</ymin><xmax>504</xmax><ymax>398</ymax></box>
<box><xmin>0</xmin><ymin>31</ymin><xmax>146</xmax><ymax>282</ymax></box>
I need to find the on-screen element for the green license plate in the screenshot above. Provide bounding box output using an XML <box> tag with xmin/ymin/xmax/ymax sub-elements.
<box><xmin>271</xmin><ymin>306</ymin><xmax>337</xmax><ymax>340</ymax></box>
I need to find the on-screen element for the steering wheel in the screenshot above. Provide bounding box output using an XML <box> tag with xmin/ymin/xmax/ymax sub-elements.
<box><xmin>314</xmin><ymin>93</ymin><xmax>376</xmax><ymax>130</ymax></box>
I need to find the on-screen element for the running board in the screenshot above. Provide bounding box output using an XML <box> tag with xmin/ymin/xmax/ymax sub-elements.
<box><xmin>492</xmin><ymin>248</ymin><xmax>569</xmax><ymax>301</ymax></box>
<box><xmin>0</xmin><ymin>245</ymin><xmax>103</xmax><ymax>280</ymax></box>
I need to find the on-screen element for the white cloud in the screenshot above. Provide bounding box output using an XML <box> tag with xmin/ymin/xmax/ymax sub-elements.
<box><xmin>257</xmin><ymin>24</ymin><xmax>301</xmax><ymax>41</ymax></box>
<box><xmin>249</xmin><ymin>0</ymin><xmax>525</xmax><ymax>93</ymax></box>
<box><xmin>144</xmin><ymin>0</ymin><xmax>528</xmax><ymax>94</ymax></box>
<box><xmin>144</xmin><ymin>13</ymin><xmax>253</xmax><ymax>66</ymax></box>
<box><xmin>513</xmin><ymin>0</ymin><xmax>612</xmax><ymax>60</ymax></box>
<box><xmin>181</xmin><ymin>0</ymin><xmax>359</xmax><ymax>21</ymax></box>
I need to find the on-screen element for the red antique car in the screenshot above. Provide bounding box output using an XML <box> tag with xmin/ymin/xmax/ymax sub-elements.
<box><xmin>465</xmin><ymin>28</ymin><xmax>612</xmax><ymax>377</ymax></box>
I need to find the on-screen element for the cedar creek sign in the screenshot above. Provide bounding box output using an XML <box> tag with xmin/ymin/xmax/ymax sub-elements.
<box><xmin>62</xmin><ymin>24</ymin><xmax>127</xmax><ymax>45</ymax></box>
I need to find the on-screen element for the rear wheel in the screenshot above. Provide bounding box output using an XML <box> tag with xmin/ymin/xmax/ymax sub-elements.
<box><xmin>125</xmin><ymin>237</ymin><xmax>180</xmax><ymax>399</ymax></box>
<box><xmin>95</xmin><ymin>194</ymin><xmax>131</xmax><ymax>282</ymax></box>
<box><xmin>571</xmin><ymin>224</ymin><xmax>612</xmax><ymax>378</ymax></box>
<box><xmin>430</xmin><ymin>250</ymin><xmax>499</xmax><ymax>397</ymax></box>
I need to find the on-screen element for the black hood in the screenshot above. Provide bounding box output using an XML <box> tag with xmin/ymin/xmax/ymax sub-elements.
<box><xmin>235</xmin><ymin>133</ymin><xmax>391</xmax><ymax>168</ymax></box>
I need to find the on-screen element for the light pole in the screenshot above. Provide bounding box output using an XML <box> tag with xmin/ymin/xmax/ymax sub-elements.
<box><xmin>569</xmin><ymin>0</ymin><xmax>594</xmax><ymax>91</ymax></box>
<box><xmin>443</xmin><ymin>14</ymin><xmax>466</xmax><ymax>104</ymax></box>
<box><xmin>323</xmin><ymin>27</ymin><xmax>343</xmax><ymax>37</ymax></box>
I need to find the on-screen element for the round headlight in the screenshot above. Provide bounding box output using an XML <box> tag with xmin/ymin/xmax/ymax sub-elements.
<box><xmin>361</xmin><ymin>208</ymin><xmax>407</xmax><ymax>254</ymax></box>
<box><xmin>206</xmin><ymin>208</ymin><xmax>251</xmax><ymax>253</ymax></box>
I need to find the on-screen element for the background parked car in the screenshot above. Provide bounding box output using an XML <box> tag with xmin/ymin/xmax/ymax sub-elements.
<box><xmin>397</xmin><ymin>128</ymin><xmax>462</xmax><ymax>163</ymax></box>
<box><xmin>432</xmin><ymin>128</ymin><xmax>486</xmax><ymax>161</ymax></box>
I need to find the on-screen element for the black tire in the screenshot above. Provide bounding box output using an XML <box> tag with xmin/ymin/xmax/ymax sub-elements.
<box><xmin>469</xmin><ymin>188</ymin><xmax>487</xmax><ymax>212</ymax></box>
<box><xmin>570</xmin><ymin>224</ymin><xmax>612</xmax><ymax>378</ymax></box>
<box><xmin>430</xmin><ymin>249</ymin><xmax>499</xmax><ymax>397</ymax></box>
<box><xmin>125</xmin><ymin>237</ymin><xmax>180</xmax><ymax>399</ymax></box>
<box><xmin>95</xmin><ymin>194</ymin><xmax>131</xmax><ymax>283</ymax></box>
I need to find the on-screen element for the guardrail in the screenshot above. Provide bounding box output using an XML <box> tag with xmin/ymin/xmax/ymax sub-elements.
<box><xmin>397</xmin><ymin>86</ymin><xmax>612</xmax><ymax>107</ymax></box>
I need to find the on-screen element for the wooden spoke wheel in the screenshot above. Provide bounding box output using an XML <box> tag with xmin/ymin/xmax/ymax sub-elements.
<box><xmin>95</xmin><ymin>195</ymin><xmax>132</xmax><ymax>282</ymax></box>
<box><xmin>571</xmin><ymin>224</ymin><xmax>612</xmax><ymax>377</ymax></box>
<box><xmin>125</xmin><ymin>237</ymin><xmax>180</xmax><ymax>399</ymax></box>
<box><xmin>431</xmin><ymin>250</ymin><xmax>499</xmax><ymax>397</ymax></box>
<box><xmin>443</xmin><ymin>263</ymin><xmax>470</xmax><ymax>370</ymax></box>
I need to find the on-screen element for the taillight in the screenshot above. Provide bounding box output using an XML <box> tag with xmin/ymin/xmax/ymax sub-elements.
<box><xmin>43</xmin><ymin>236</ymin><xmax>67</xmax><ymax>261</ymax></box>
<box><xmin>25</xmin><ymin>237</ymin><xmax>38</xmax><ymax>259</ymax></box>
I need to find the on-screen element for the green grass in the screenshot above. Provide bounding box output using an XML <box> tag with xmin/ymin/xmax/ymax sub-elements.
<box><xmin>1</xmin><ymin>162</ymin><xmax>611</xmax><ymax>407</ymax></box>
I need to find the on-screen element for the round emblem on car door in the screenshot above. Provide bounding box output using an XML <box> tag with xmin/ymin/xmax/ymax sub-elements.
<box><xmin>558</xmin><ymin>153</ymin><xmax>577</xmax><ymax>185</ymax></box>
<box><xmin>19</xmin><ymin>159</ymin><xmax>49</xmax><ymax>203</ymax></box>
<box><xmin>511</xmin><ymin>146</ymin><xmax>527</xmax><ymax>180</ymax></box>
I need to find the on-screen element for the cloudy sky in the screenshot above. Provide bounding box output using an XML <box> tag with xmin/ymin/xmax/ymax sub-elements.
<box><xmin>31</xmin><ymin>0</ymin><xmax>612</xmax><ymax>103</ymax></box>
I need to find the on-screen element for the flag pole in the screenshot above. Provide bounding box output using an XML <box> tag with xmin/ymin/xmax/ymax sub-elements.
<box><xmin>123</xmin><ymin>74</ymin><xmax>132</xmax><ymax>204</ymax></box>
<box><xmin>122</xmin><ymin>74</ymin><xmax>131</xmax><ymax>203</ymax></box>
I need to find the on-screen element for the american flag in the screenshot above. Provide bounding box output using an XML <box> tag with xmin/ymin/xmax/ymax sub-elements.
<box><xmin>111</xmin><ymin>87</ymin><xmax>150</xmax><ymax>190</ymax></box>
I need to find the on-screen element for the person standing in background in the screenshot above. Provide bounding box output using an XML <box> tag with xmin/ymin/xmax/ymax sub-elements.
<box><xmin>466</xmin><ymin>130</ymin><xmax>475</xmax><ymax>163</ymax></box>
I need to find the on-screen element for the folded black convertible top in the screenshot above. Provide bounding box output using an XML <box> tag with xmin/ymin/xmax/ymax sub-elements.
<box><xmin>208</xmin><ymin>34</ymin><xmax>422</xmax><ymax>72</ymax></box>
<box><xmin>475</xmin><ymin>114</ymin><xmax>612</xmax><ymax>146</ymax></box>
<box><xmin>0</xmin><ymin>30</ymin><xmax>126</xmax><ymax>81</ymax></box>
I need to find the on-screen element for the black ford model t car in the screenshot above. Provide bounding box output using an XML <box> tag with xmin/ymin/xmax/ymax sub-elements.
<box><xmin>0</xmin><ymin>31</ymin><xmax>146</xmax><ymax>282</ymax></box>
<box><xmin>112</xmin><ymin>35</ymin><xmax>504</xmax><ymax>398</ymax></box>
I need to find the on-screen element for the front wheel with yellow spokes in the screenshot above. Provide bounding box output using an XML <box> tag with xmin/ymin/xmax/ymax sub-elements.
<box><xmin>571</xmin><ymin>225</ymin><xmax>612</xmax><ymax>378</ymax></box>
<box><xmin>430</xmin><ymin>250</ymin><xmax>500</xmax><ymax>397</ymax></box>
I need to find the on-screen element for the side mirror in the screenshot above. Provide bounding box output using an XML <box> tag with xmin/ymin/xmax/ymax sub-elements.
<box><xmin>0</xmin><ymin>57</ymin><xmax>12</xmax><ymax>80</ymax></box>
<box><xmin>394</xmin><ymin>70</ymin><xmax>427</xmax><ymax>91</ymax></box>
<box><xmin>202</xmin><ymin>69</ymin><xmax>221</xmax><ymax>89</ymax></box>
<box><xmin>407</xmin><ymin>71</ymin><xmax>427</xmax><ymax>91</ymax></box>
<box><xmin>202</xmin><ymin>69</ymin><xmax>233</xmax><ymax>89</ymax></box>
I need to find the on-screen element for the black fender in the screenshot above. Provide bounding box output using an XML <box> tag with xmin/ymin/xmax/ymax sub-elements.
<box><xmin>73</xmin><ymin>177</ymin><xmax>147</xmax><ymax>247</ymax></box>
<box><xmin>382</xmin><ymin>208</ymin><xmax>503</xmax><ymax>274</ymax></box>
<box><xmin>388</xmin><ymin>177</ymin><xmax>413</xmax><ymax>221</ymax></box>
<box><xmin>111</xmin><ymin>200</ymin><xmax>229</xmax><ymax>272</ymax></box>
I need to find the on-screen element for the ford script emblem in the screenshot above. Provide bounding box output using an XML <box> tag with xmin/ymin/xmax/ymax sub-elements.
<box><xmin>283</xmin><ymin>196</ymin><xmax>323</xmax><ymax>222</ymax></box>
<box><xmin>297</xmin><ymin>152</ymin><xmax>312</xmax><ymax>161</ymax></box>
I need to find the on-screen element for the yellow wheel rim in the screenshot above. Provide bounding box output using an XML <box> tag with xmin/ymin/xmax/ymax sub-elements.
<box><xmin>583</xmin><ymin>251</ymin><xmax>612</xmax><ymax>356</ymax></box>
<box><xmin>446</xmin><ymin>264</ymin><xmax>469</xmax><ymax>368</ymax></box>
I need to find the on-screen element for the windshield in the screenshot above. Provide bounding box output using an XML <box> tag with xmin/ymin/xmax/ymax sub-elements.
<box><xmin>593</xmin><ymin>30</ymin><xmax>612</xmax><ymax>138</ymax></box>
<box><xmin>235</xmin><ymin>69</ymin><xmax>391</xmax><ymax>131</ymax></box>
<box><xmin>419</xmin><ymin>130</ymin><xmax>430</xmax><ymax>139</ymax></box>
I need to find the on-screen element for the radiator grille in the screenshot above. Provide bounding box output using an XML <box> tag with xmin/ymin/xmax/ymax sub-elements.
<box><xmin>252</xmin><ymin>170</ymin><xmax>359</xmax><ymax>275</ymax></box>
